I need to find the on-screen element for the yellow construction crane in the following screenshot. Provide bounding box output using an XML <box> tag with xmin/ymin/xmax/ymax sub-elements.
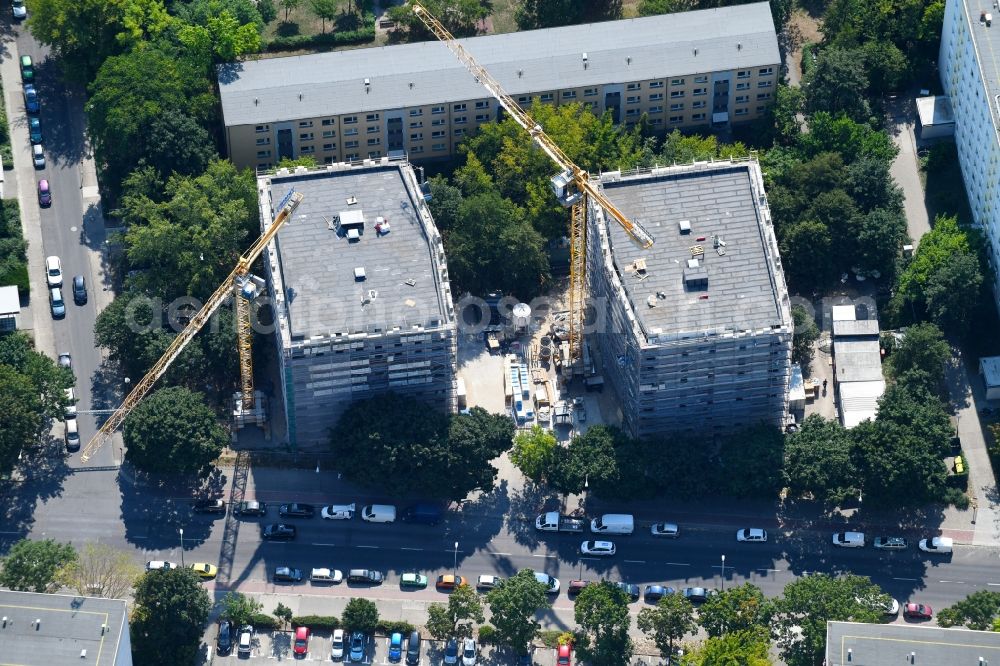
<box><xmin>79</xmin><ymin>190</ymin><xmax>304</xmax><ymax>463</ymax></box>
<box><xmin>411</xmin><ymin>2</ymin><xmax>654</xmax><ymax>362</ymax></box>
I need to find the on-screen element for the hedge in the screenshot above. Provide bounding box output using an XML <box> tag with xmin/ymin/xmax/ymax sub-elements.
<box><xmin>477</xmin><ymin>625</ymin><xmax>496</xmax><ymax>644</ymax></box>
<box><xmin>249</xmin><ymin>613</ymin><xmax>281</xmax><ymax>631</ymax></box>
<box><xmin>375</xmin><ymin>620</ymin><xmax>415</xmax><ymax>636</ymax></box>
<box><xmin>265</xmin><ymin>27</ymin><xmax>375</xmax><ymax>53</ymax></box>
<box><xmin>292</xmin><ymin>615</ymin><xmax>340</xmax><ymax>630</ymax></box>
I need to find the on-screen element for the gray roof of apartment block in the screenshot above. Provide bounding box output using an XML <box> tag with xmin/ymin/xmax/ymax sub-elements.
<box><xmin>266</xmin><ymin>165</ymin><xmax>449</xmax><ymax>342</ymax></box>
<box><xmin>959</xmin><ymin>0</ymin><xmax>1000</xmax><ymax>142</ymax></box>
<box><xmin>827</xmin><ymin>621</ymin><xmax>1000</xmax><ymax>665</ymax></box>
<box><xmin>599</xmin><ymin>164</ymin><xmax>785</xmax><ymax>341</ymax></box>
<box><xmin>218</xmin><ymin>2</ymin><xmax>778</xmax><ymax>127</ymax></box>
<box><xmin>0</xmin><ymin>590</ymin><xmax>128</xmax><ymax>666</ymax></box>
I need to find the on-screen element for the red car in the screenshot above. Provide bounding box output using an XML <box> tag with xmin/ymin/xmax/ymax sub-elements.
<box><xmin>903</xmin><ymin>603</ymin><xmax>933</xmax><ymax>620</ymax></box>
<box><xmin>293</xmin><ymin>626</ymin><xmax>310</xmax><ymax>656</ymax></box>
<box><xmin>557</xmin><ymin>643</ymin><xmax>572</xmax><ymax>666</ymax></box>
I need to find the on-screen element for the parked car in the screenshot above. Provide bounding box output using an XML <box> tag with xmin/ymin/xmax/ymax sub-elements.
<box><xmin>331</xmin><ymin>628</ymin><xmax>346</xmax><ymax>661</ymax></box>
<box><xmin>401</xmin><ymin>502</ymin><xmax>443</xmax><ymax>524</ymax></box>
<box><xmin>45</xmin><ymin>255</ymin><xmax>62</xmax><ymax>287</ymax></box>
<box><xmin>683</xmin><ymin>587</ymin><xmax>714</xmax><ymax>603</ymax></box>
<box><xmin>23</xmin><ymin>84</ymin><xmax>39</xmax><ymax>113</ymax></box>
<box><xmin>190</xmin><ymin>563</ymin><xmax>217</xmax><ymax>579</ymax></box>
<box><xmin>462</xmin><ymin>637</ymin><xmax>477</xmax><ymax>666</ymax></box>
<box><xmin>216</xmin><ymin>620</ymin><xmax>233</xmax><ymax>655</ymax></box>
<box><xmin>873</xmin><ymin>536</ymin><xmax>908</xmax><ymax>550</ymax></box>
<box><xmin>28</xmin><ymin>117</ymin><xmax>42</xmax><ymax>144</ymax></box>
<box><xmin>534</xmin><ymin>572</ymin><xmax>560</xmax><ymax>594</ymax></box>
<box><xmin>400</xmin><ymin>572</ymin><xmax>428</xmax><ymax>589</ymax></box>
<box><xmin>347</xmin><ymin>569</ymin><xmax>384</xmax><ymax>585</ymax></box>
<box><xmin>476</xmin><ymin>574</ymin><xmax>502</xmax><ymax>590</ymax></box>
<box><xmin>37</xmin><ymin>179</ymin><xmax>51</xmax><ymax>206</ymax></box>
<box><xmin>192</xmin><ymin>498</ymin><xmax>226</xmax><ymax>514</ymax></box>
<box><xmin>650</xmin><ymin>522</ymin><xmax>680</xmax><ymax>538</ymax></box>
<box><xmin>736</xmin><ymin>528</ymin><xmax>768</xmax><ymax>542</ymax></box>
<box><xmin>293</xmin><ymin>626</ymin><xmax>310</xmax><ymax>656</ymax></box>
<box><xmin>11</xmin><ymin>0</ymin><xmax>26</xmax><ymax>20</ymax></box>
<box><xmin>235</xmin><ymin>500</ymin><xmax>266</xmax><ymax>516</ymax></box>
<box><xmin>348</xmin><ymin>631</ymin><xmax>367</xmax><ymax>662</ymax></box>
<box><xmin>273</xmin><ymin>566</ymin><xmax>303</xmax><ymax>583</ymax></box>
<box><xmin>615</xmin><ymin>582</ymin><xmax>640</xmax><ymax>602</ymax></box>
<box><xmin>557</xmin><ymin>643</ymin><xmax>572</xmax><ymax>666</ymax></box>
<box><xmin>644</xmin><ymin>584</ymin><xmax>674</xmax><ymax>602</ymax></box>
<box><xmin>405</xmin><ymin>630</ymin><xmax>421</xmax><ymax>665</ymax></box>
<box><xmin>145</xmin><ymin>560</ymin><xmax>177</xmax><ymax>571</ymax></box>
<box><xmin>262</xmin><ymin>523</ymin><xmax>296</xmax><ymax>540</ymax></box>
<box><xmin>884</xmin><ymin>597</ymin><xmax>901</xmax><ymax>616</ymax></box>
<box><xmin>58</xmin><ymin>353</ymin><xmax>71</xmax><ymax>369</ymax></box>
<box><xmin>919</xmin><ymin>536</ymin><xmax>953</xmax><ymax>554</ymax></box>
<box><xmin>310</xmin><ymin>567</ymin><xmax>343</xmax><ymax>584</ymax></box>
<box><xmin>361</xmin><ymin>504</ymin><xmax>397</xmax><ymax>523</ymax></box>
<box><xmin>71</xmin><ymin>275</ymin><xmax>87</xmax><ymax>304</ymax></box>
<box><xmin>567</xmin><ymin>580</ymin><xmax>591</xmax><ymax>596</ymax></box>
<box><xmin>832</xmin><ymin>531</ymin><xmax>866</xmax><ymax>548</ymax></box>
<box><xmin>444</xmin><ymin>638</ymin><xmax>459</xmax><ymax>665</ymax></box>
<box><xmin>321</xmin><ymin>503</ymin><xmax>355</xmax><ymax>520</ymax></box>
<box><xmin>580</xmin><ymin>540</ymin><xmax>616</xmax><ymax>556</ymax></box>
<box><xmin>20</xmin><ymin>54</ymin><xmax>33</xmax><ymax>82</ymax></box>
<box><xmin>279</xmin><ymin>502</ymin><xmax>315</xmax><ymax>518</ymax></box>
<box><xmin>903</xmin><ymin>602</ymin><xmax>933</xmax><ymax>620</ymax></box>
<box><xmin>237</xmin><ymin>624</ymin><xmax>254</xmax><ymax>656</ymax></box>
<box><xmin>64</xmin><ymin>417</ymin><xmax>79</xmax><ymax>451</ymax></box>
<box><xmin>49</xmin><ymin>287</ymin><xmax>65</xmax><ymax>318</ymax></box>
<box><xmin>32</xmin><ymin>144</ymin><xmax>45</xmax><ymax>168</ymax></box>
<box><xmin>388</xmin><ymin>632</ymin><xmax>403</xmax><ymax>663</ymax></box>
<box><xmin>436</xmin><ymin>574</ymin><xmax>469</xmax><ymax>590</ymax></box>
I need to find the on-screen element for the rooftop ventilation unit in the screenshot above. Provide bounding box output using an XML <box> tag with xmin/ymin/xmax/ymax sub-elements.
<box><xmin>678</xmin><ymin>219</ymin><xmax>691</xmax><ymax>234</ymax></box>
<box><xmin>683</xmin><ymin>266</ymin><xmax>709</xmax><ymax>289</ymax></box>
<box><xmin>354</xmin><ymin>267</ymin><xmax>366</xmax><ymax>281</ymax></box>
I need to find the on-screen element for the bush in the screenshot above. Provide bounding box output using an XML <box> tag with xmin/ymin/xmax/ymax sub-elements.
<box><xmin>249</xmin><ymin>613</ymin><xmax>281</xmax><ymax>631</ymax></box>
<box><xmin>265</xmin><ymin>27</ymin><xmax>375</xmax><ymax>52</ymax></box>
<box><xmin>375</xmin><ymin>620</ymin><xmax>415</xmax><ymax>636</ymax></box>
<box><xmin>537</xmin><ymin>630</ymin><xmax>563</xmax><ymax>648</ymax></box>
<box><xmin>0</xmin><ymin>262</ymin><xmax>28</xmax><ymax>296</ymax></box>
<box><xmin>292</xmin><ymin>615</ymin><xmax>340</xmax><ymax>630</ymax></box>
<box><xmin>477</xmin><ymin>624</ymin><xmax>496</xmax><ymax>644</ymax></box>
<box><xmin>944</xmin><ymin>486</ymin><xmax>970</xmax><ymax>509</ymax></box>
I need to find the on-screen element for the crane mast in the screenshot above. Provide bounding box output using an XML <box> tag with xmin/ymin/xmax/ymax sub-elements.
<box><xmin>80</xmin><ymin>190</ymin><xmax>304</xmax><ymax>463</ymax></box>
<box><xmin>411</xmin><ymin>2</ymin><xmax>653</xmax><ymax>361</ymax></box>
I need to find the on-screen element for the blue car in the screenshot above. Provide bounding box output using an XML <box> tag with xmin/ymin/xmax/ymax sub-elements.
<box><xmin>388</xmin><ymin>632</ymin><xmax>403</xmax><ymax>662</ymax></box>
<box><xmin>644</xmin><ymin>584</ymin><xmax>675</xmax><ymax>602</ymax></box>
<box><xmin>23</xmin><ymin>84</ymin><xmax>39</xmax><ymax>113</ymax></box>
<box><xmin>29</xmin><ymin>117</ymin><xmax>42</xmax><ymax>144</ymax></box>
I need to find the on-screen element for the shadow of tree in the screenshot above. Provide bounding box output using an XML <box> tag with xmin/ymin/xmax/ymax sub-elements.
<box><xmin>0</xmin><ymin>431</ymin><xmax>72</xmax><ymax>547</ymax></box>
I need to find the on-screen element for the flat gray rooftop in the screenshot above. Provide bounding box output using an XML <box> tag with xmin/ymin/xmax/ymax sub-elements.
<box><xmin>268</xmin><ymin>165</ymin><xmax>448</xmax><ymax>342</ymax></box>
<box><xmin>0</xmin><ymin>590</ymin><xmax>128</xmax><ymax>666</ymax></box>
<box><xmin>961</xmin><ymin>0</ymin><xmax>1000</xmax><ymax>141</ymax></box>
<box><xmin>827</xmin><ymin>621</ymin><xmax>1000</xmax><ymax>665</ymax></box>
<box><xmin>834</xmin><ymin>338</ymin><xmax>884</xmax><ymax>383</ymax></box>
<box><xmin>600</xmin><ymin>165</ymin><xmax>783</xmax><ymax>341</ymax></box>
<box><xmin>218</xmin><ymin>2</ymin><xmax>777</xmax><ymax>127</ymax></box>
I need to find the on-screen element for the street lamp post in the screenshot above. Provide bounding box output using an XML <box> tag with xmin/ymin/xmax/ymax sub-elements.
<box><xmin>179</xmin><ymin>528</ymin><xmax>185</xmax><ymax>568</ymax></box>
<box><xmin>453</xmin><ymin>541</ymin><xmax>458</xmax><ymax>578</ymax></box>
<box><xmin>720</xmin><ymin>554</ymin><xmax>726</xmax><ymax>591</ymax></box>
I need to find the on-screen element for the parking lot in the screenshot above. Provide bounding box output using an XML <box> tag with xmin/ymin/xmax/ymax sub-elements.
<box><xmin>212</xmin><ymin>632</ymin><xmax>510</xmax><ymax>665</ymax></box>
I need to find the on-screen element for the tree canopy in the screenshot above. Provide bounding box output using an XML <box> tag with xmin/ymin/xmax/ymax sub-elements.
<box><xmin>486</xmin><ymin>569</ymin><xmax>550</xmax><ymax>653</ymax></box>
<box><xmin>131</xmin><ymin>568</ymin><xmax>211</xmax><ymax>666</ymax></box>
<box><xmin>516</xmin><ymin>0</ymin><xmax>622</xmax><ymax>29</ymax></box>
<box><xmin>791</xmin><ymin>305</ymin><xmax>820</xmax><ymax>371</ymax></box>
<box><xmin>342</xmin><ymin>598</ymin><xmax>379</xmax><ymax>632</ymax></box>
<box><xmin>426</xmin><ymin>584</ymin><xmax>484</xmax><ymax>639</ymax></box>
<box><xmin>124</xmin><ymin>386</ymin><xmax>228</xmax><ymax>474</ymax></box>
<box><xmin>884</xmin><ymin>322</ymin><xmax>950</xmax><ymax>395</ymax></box>
<box><xmin>0</xmin><ymin>538</ymin><xmax>76</xmax><ymax>593</ymax></box>
<box><xmin>637</xmin><ymin>593</ymin><xmax>696</xmax><ymax>659</ymax></box>
<box><xmin>330</xmin><ymin>396</ymin><xmax>514</xmax><ymax>500</ymax></box>
<box><xmin>510</xmin><ymin>425</ymin><xmax>557</xmax><ymax>483</ymax></box>
<box><xmin>697</xmin><ymin>583</ymin><xmax>773</xmax><ymax>638</ymax></box>
<box><xmin>58</xmin><ymin>542</ymin><xmax>142</xmax><ymax>599</ymax></box>
<box><xmin>937</xmin><ymin>591</ymin><xmax>1000</xmax><ymax>630</ymax></box>
<box><xmin>574</xmin><ymin>581</ymin><xmax>634</xmax><ymax>666</ymax></box>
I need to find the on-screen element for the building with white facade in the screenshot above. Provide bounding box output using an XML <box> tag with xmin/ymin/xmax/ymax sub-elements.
<box><xmin>940</xmin><ymin>0</ymin><xmax>1000</xmax><ymax>307</ymax></box>
<box><xmin>586</xmin><ymin>158</ymin><xmax>793</xmax><ymax>439</ymax></box>
<box><xmin>260</xmin><ymin>159</ymin><xmax>458</xmax><ymax>446</ymax></box>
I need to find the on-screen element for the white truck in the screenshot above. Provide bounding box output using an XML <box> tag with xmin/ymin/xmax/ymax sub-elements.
<box><xmin>534</xmin><ymin>511</ymin><xmax>586</xmax><ymax>533</ymax></box>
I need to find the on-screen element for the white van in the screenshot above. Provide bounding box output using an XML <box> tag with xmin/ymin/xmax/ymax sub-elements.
<box><xmin>832</xmin><ymin>531</ymin><xmax>865</xmax><ymax>548</ymax></box>
<box><xmin>361</xmin><ymin>504</ymin><xmax>396</xmax><ymax>523</ymax></box>
<box><xmin>590</xmin><ymin>514</ymin><xmax>634</xmax><ymax>535</ymax></box>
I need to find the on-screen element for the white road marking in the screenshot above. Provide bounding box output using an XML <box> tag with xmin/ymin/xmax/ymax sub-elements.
<box><xmin>356</xmin><ymin>545</ymin><xmax>379</xmax><ymax>549</ymax></box>
<box><xmin>490</xmin><ymin>552</ymin><xmax>513</xmax><ymax>556</ymax></box>
<box><xmin>939</xmin><ymin>580</ymin><xmax>965</xmax><ymax>584</ymax></box>
<box><xmin>988</xmin><ymin>583</ymin><xmax>1000</xmax><ymax>587</ymax></box>
<box><xmin>624</xmin><ymin>560</ymin><xmax>646</xmax><ymax>564</ymax></box>
<box><xmin>311</xmin><ymin>543</ymin><xmax>337</xmax><ymax>547</ymax></box>
<box><xmin>664</xmin><ymin>562</ymin><xmax>691</xmax><ymax>566</ymax></box>
<box><xmin>893</xmin><ymin>577</ymin><xmax>918</xmax><ymax>581</ymax></box>
<box><xmin>400</xmin><ymin>547</ymin><xmax>423</xmax><ymax>551</ymax></box>
<box><xmin>530</xmin><ymin>553</ymin><xmax>558</xmax><ymax>559</ymax></box>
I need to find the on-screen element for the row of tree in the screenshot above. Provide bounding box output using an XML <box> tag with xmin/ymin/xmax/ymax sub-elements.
<box><xmin>0</xmin><ymin>538</ymin><xmax>142</xmax><ymax>599</ymax></box>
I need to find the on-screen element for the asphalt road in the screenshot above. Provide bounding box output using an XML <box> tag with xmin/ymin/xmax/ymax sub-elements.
<box><xmin>13</xmin><ymin>23</ymin><xmax>115</xmax><ymax>468</ymax></box>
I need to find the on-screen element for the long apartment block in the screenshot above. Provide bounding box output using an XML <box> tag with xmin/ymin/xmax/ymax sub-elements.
<box><xmin>586</xmin><ymin>159</ymin><xmax>793</xmax><ymax>439</ymax></box>
<box><xmin>259</xmin><ymin>159</ymin><xmax>458</xmax><ymax>446</ymax></box>
<box><xmin>940</xmin><ymin>0</ymin><xmax>1000</xmax><ymax>308</ymax></box>
<box><xmin>219</xmin><ymin>3</ymin><xmax>780</xmax><ymax>171</ymax></box>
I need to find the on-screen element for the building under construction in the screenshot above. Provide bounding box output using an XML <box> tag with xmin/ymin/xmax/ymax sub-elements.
<box><xmin>259</xmin><ymin>159</ymin><xmax>458</xmax><ymax>446</ymax></box>
<box><xmin>587</xmin><ymin>158</ymin><xmax>793</xmax><ymax>439</ymax></box>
